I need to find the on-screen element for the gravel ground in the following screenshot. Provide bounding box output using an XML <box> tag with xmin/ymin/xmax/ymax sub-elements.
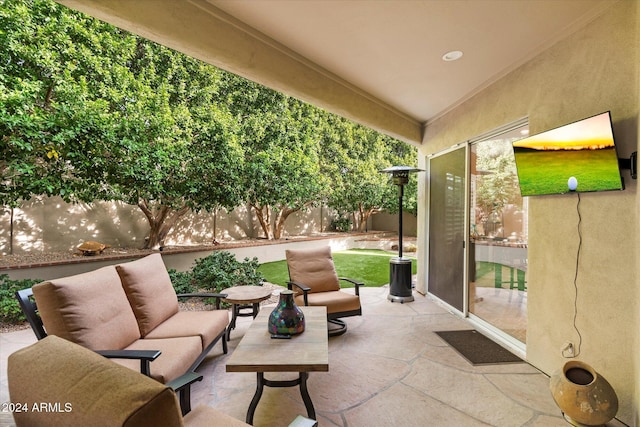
<box><xmin>0</xmin><ymin>322</ymin><xmax>29</xmax><ymax>333</ymax></box>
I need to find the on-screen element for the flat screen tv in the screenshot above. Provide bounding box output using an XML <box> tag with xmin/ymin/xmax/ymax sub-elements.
<box><xmin>512</xmin><ymin>111</ymin><xmax>623</xmax><ymax>196</ymax></box>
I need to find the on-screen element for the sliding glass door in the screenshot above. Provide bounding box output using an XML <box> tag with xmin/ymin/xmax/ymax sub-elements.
<box><xmin>469</xmin><ymin>123</ymin><xmax>529</xmax><ymax>343</ymax></box>
<box><xmin>427</xmin><ymin>121</ymin><xmax>529</xmax><ymax>346</ymax></box>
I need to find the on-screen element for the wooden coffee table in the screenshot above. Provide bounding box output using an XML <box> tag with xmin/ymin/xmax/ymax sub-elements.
<box><xmin>226</xmin><ymin>306</ymin><xmax>328</xmax><ymax>424</ymax></box>
<box><xmin>222</xmin><ymin>285</ymin><xmax>273</xmax><ymax>340</ymax></box>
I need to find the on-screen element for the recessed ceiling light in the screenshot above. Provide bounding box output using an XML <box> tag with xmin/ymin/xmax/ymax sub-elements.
<box><xmin>520</xmin><ymin>129</ymin><xmax>530</xmax><ymax>135</ymax></box>
<box><xmin>442</xmin><ymin>50</ymin><xmax>463</xmax><ymax>61</ymax></box>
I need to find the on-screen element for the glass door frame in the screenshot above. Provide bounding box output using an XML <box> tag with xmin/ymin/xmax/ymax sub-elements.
<box><xmin>467</xmin><ymin>118</ymin><xmax>528</xmax><ymax>358</ymax></box>
<box><xmin>425</xmin><ymin>118</ymin><xmax>528</xmax><ymax>359</ymax></box>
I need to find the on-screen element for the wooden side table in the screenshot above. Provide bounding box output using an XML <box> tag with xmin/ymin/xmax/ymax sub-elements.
<box><xmin>226</xmin><ymin>306</ymin><xmax>328</xmax><ymax>424</ymax></box>
<box><xmin>222</xmin><ymin>285</ymin><xmax>273</xmax><ymax>340</ymax></box>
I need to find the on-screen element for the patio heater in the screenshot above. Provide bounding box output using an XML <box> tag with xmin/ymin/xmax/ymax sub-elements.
<box><xmin>380</xmin><ymin>166</ymin><xmax>423</xmax><ymax>303</ymax></box>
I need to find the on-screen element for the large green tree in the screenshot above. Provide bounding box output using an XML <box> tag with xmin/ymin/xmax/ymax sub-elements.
<box><xmin>0</xmin><ymin>0</ymin><xmax>121</xmax><ymax>206</ymax></box>
<box><xmin>1</xmin><ymin>0</ymin><xmax>243</xmax><ymax>248</ymax></box>
<box><xmin>1</xmin><ymin>0</ymin><xmax>418</xmax><ymax>249</ymax></box>
<box><xmin>105</xmin><ymin>40</ymin><xmax>244</xmax><ymax>248</ymax></box>
<box><xmin>222</xmin><ymin>75</ymin><xmax>326</xmax><ymax>240</ymax></box>
<box><xmin>320</xmin><ymin>113</ymin><xmax>418</xmax><ymax>231</ymax></box>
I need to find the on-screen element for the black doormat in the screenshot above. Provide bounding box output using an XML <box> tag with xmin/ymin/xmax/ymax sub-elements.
<box><xmin>435</xmin><ymin>330</ymin><xmax>524</xmax><ymax>366</ymax></box>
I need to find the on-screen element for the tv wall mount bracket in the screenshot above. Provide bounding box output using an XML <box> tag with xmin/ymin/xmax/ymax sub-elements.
<box><xmin>618</xmin><ymin>151</ymin><xmax>637</xmax><ymax>180</ymax></box>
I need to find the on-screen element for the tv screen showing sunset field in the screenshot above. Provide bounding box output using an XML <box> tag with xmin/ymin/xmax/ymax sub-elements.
<box><xmin>512</xmin><ymin>112</ymin><xmax>623</xmax><ymax>196</ymax></box>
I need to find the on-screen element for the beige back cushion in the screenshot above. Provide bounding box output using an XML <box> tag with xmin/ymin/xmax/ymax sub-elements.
<box><xmin>116</xmin><ymin>254</ymin><xmax>179</xmax><ymax>336</ymax></box>
<box><xmin>8</xmin><ymin>335</ymin><xmax>184</xmax><ymax>427</ymax></box>
<box><xmin>33</xmin><ymin>266</ymin><xmax>140</xmax><ymax>350</ymax></box>
<box><xmin>286</xmin><ymin>246</ymin><xmax>340</xmax><ymax>294</ymax></box>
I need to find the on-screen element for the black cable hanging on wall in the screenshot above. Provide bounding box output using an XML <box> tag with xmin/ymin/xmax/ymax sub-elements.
<box><xmin>571</xmin><ymin>193</ymin><xmax>584</xmax><ymax>357</ymax></box>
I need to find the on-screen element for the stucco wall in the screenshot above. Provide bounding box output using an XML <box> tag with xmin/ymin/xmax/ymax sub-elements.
<box><xmin>0</xmin><ymin>198</ymin><xmax>403</xmax><ymax>255</ymax></box>
<box><xmin>371</xmin><ymin>211</ymin><xmax>418</xmax><ymax>237</ymax></box>
<box><xmin>0</xmin><ymin>197</ymin><xmax>343</xmax><ymax>254</ymax></box>
<box><xmin>418</xmin><ymin>2</ymin><xmax>638</xmax><ymax>424</ymax></box>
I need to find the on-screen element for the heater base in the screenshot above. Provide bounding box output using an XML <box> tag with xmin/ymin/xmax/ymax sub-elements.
<box><xmin>387</xmin><ymin>294</ymin><xmax>414</xmax><ymax>303</ymax></box>
<box><xmin>388</xmin><ymin>257</ymin><xmax>413</xmax><ymax>303</ymax></box>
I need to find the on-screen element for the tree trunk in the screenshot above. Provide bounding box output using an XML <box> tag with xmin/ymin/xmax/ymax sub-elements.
<box><xmin>9</xmin><ymin>207</ymin><xmax>14</xmax><ymax>255</ymax></box>
<box><xmin>273</xmin><ymin>205</ymin><xmax>301</xmax><ymax>240</ymax></box>
<box><xmin>356</xmin><ymin>205</ymin><xmax>367</xmax><ymax>232</ymax></box>
<box><xmin>212</xmin><ymin>207</ymin><xmax>218</xmax><ymax>243</ymax></box>
<box><xmin>251</xmin><ymin>203</ymin><xmax>274</xmax><ymax>240</ymax></box>
<box><xmin>356</xmin><ymin>204</ymin><xmax>381</xmax><ymax>232</ymax></box>
<box><xmin>138</xmin><ymin>200</ymin><xmax>190</xmax><ymax>249</ymax></box>
<box><xmin>43</xmin><ymin>83</ymin><xmax>55</xmax><ymax>110</ymax></box>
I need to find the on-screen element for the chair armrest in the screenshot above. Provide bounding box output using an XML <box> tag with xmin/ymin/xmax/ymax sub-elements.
<box><xmin>287</xmin><ymin>281</ymin><xmax>311</xmax><ymax>306</ymax></box>
<box><xmin>339</xmin><ymin>277</ymin><xmax>365</xmax><ymax>296</ymax></box>
<box><xmin>15</xmin><ymin>288</ymin><xmax>48</xmax><ymax>340</ymax></box>
<box><xmin>166</xmin><ymin>372</ymin><xmax>203</xmax><ymax>416</ymax></box>
<box><xmin>96</xmin><ymin>349</ymin><xmax>161</xmax><ymax>377</ymax></box>
<box><xmin>339</xmin><ymin>277</ymin><xmax>364</xmax><ymax>286</ymax></box>
<box><xmin>166</xmin><ymin>372</ymin><xmax>203</xmax><ymax>392</ymax></box>
<box><xmin>177</xmin><ymin>292</ymin><xmax>228</xmax><ymax>309</ymax></box>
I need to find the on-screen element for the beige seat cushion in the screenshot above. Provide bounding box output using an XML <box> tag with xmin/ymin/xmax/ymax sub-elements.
<box><xmin>8</xmin><ymin>335</ymin><xmax>183</xmax><ymax>427</ymax></box>
<box><xmin>286</xmin><ymin>247</ymin><xmax>340</xmax><ymax>294</ymax></box>
<box><xmin>32</xmin><ymin>266</ymin><xmax>140</xmax><ymax>350</ymax></box>
<box><xmin>145</xmin><ymin>310</ymin><xmax>229</xmax><ymax>350</ymax></box>
<box><xmin>115</xmin><ymin>336</ymin><xmax>202</xmax><ymax>383</ymax></box>
<box><xmin>116</xmin><ymin>254</ymin><xmax>180</xmax><ymax>336</ymax></box>
<box><xmin>294</xmin><ymin>291</ymin><xmax>361</xmax><ymax>314</ymax></box>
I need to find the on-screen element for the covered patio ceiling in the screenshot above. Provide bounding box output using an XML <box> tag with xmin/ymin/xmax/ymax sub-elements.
<box><xmin>57</xmin><ymin>0</ymin><xmax>615</xmax><ymax>145</ymax></box>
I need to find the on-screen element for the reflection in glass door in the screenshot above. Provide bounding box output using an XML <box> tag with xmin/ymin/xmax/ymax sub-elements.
<box><xmin>469</xmin><ymin>123</ymin><xmax>528</xmax><ymax>343</ymax></box>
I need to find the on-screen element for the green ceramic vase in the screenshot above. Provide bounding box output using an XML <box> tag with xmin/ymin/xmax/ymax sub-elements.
<box><xmin>267</xmin><ymin>290</ymin><xmax>305</xmax><ymax>335</ymax></box>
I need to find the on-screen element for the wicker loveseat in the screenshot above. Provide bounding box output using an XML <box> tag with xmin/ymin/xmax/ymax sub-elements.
<box><xmin>16</xmin><ymin>253</ymin><xmax>229</xmax><ymax>384</ymax></box>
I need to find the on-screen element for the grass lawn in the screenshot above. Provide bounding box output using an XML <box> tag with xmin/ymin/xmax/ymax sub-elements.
<box><xmin>513</xmin><ymin>148</ymin><xmax>622</xmax><ymax>195</ymax></box>
<box><xmin>258</xmin><ymin>249</ymin><xmax>417</xmax><ymax>288</ymax></box>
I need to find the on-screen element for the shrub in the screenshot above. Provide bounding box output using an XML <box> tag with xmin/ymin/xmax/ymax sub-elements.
<box><xmin>0</xmin><ymin>274</ymin><xmax>42</xmax><ymax>324</ymax></box>
<box><xmin>168</xmin><ymin>269</ymin><xmax>196</xmax><ymax>294</ymax></box>
<box><xmin>331</xmin><ymin>216</ymin><xmax>352</xmax><ymax>232</ymax></box>
<box><xmin>189</xmin><ymin>251</ymin><xmax>263</xmax><ymax>293</ymax></box>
